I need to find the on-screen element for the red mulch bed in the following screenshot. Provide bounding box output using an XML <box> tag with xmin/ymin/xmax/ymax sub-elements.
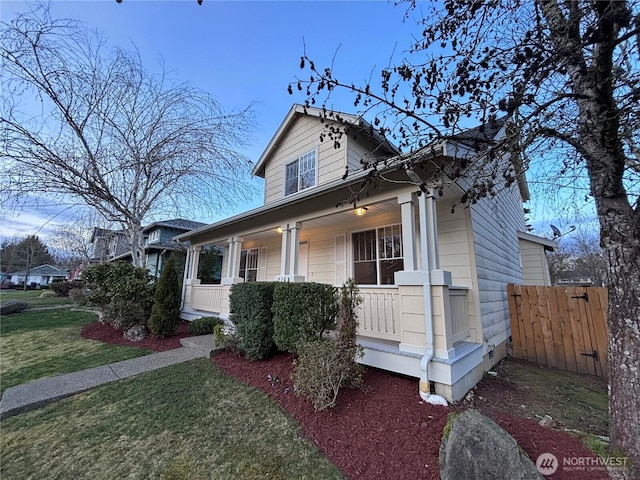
<box><xmin>212</xmin><ymin>350</ymin><xmax>611</xmax><ymax>480</ymax></box>
<box><xmin>83</xmin><ymin>324</ymin><xmax>611</xmax><ymax>480</ymax></box>
<box><xmin>80</xmin><ymin>320</ymin><xmax>193</xmax><ymax>351</ymax></box>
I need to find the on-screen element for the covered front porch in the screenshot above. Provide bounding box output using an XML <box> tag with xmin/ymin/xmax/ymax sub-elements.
<box><xmin>178</xmin><ymin>186</ymin><xmax>485</xmax><ymax>401</ymax></box>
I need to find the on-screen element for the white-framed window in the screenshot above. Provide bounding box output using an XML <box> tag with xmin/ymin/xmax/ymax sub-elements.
<box><xmin>148</xmin><ymin>229</ymin><xmax>161</xmax><ymax>244</ymax></box>
<box><xmin>352</xmin><ymin>224</ymin><xmax>404</xmax><ymax>285</ymax></box>
<box><xmin>239</xmin><ymin>248</ymin><xmax>259</xmax><ymax>282</ymax></box>
<box><xmin>285</xmin><ymin>150</ymin><xmax>316</xmax><ymax>196</ymax></box>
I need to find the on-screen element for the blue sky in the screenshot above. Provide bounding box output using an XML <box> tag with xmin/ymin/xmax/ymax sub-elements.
<box><xmin>0</xmin><ymin>0</ymin><xmax>591</xmax><ymax>243</ymax></box>
<box><xmin>1</xmin><ymin>0</ymin><xmax>425</xmax><ymax>241</ymax></box>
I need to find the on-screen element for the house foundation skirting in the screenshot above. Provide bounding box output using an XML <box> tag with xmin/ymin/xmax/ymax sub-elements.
<box><xmin>359</xmin><ymin>337</ymin><xmax>497</xmax><ymax>402</ymax></box>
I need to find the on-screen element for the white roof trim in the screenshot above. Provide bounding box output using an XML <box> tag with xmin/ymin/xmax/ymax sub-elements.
<box><xmin>517</xmin><ymin>231</ymin><xmax>557</xmax><ymax>251</ymax></box>
<box><xmin>251</xmin><ymin>104</ymin><xmax>398</xmax><ymax>177</ymax></box>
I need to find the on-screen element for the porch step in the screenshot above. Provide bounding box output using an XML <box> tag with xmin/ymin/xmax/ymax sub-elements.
<box><xmin>357</xmin><ymin>337</ymin><xmax>422</xmax><ymax>378</ymax></box>
<box><xmin>358</xmin><ymin>338</ymin><xmax>422</xmax><ymax>359</ymax></box>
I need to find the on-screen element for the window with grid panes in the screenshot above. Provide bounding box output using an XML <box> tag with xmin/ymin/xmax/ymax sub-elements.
<box><xmin>352</xmin><ymin>225</ymin><xmax>404</xmax><ymax>285</ymax></box>
<box><xmin>239</xmin><ymin>248</ymin><xmax>259</xmax><ymax>282</ymax></box>
<box><xmin>285</xmin><ymin>150</ymin><xmax>316</xmax><ymax>196</ymax></box>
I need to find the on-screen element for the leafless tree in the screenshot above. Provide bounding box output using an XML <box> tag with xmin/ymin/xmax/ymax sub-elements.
<box><xmin>1</xmin><ymin>4</ymin><xmax>255</xmax><ymax>267</ymax></box>
<box><xmin>292</xmin><ymin>0</ymin><xmax>640</xmax><ymax>473</ymax></box>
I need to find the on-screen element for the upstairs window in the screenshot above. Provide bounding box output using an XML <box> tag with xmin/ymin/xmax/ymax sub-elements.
<box><xmin>239</xmin><ymin>248</ymin><xmax>259</xmax><ymax>282</ymax></box>
<box><xmin>353</xmin><ymin>225</ymin><xmax>404</xmax><ymax>285</ymax></box>
<box><xmin>285</xmin><ymin>150</ymin><xmax>316</xmax><ymax>196</ymax></box>
<box><xmin>148</xmin><ymin>230</ymin><xmax>161</xmax><ymax>244</ymax></box>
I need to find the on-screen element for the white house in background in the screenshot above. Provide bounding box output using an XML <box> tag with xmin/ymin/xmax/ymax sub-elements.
<box><xmin>8</xmin><ymin>264</ymin><xmax>67</xmax><ymax>287</ymax></box>
<box><xmin>174</xmin><ymin>104</ymin><xmax>555</xmax><ymax>402</ymax></box>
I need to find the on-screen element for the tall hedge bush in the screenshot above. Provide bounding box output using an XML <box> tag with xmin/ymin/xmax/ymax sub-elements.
<box><xmin>81</xmin><ymin>262</ymin><xmax>154</xmax><ymax>329</ymax></box>
<box><xmin>148</xmin><ymin>255</ymin><xmax>181</xmax><ymax>338</ymax></box>
<box><xmin>272</xmin><ymin>282</ymin><xmax>338</xmax><ymax>353</ymax></box>
<box><xmin>229</xmin><ymin>282</ymin><xmax>277</xmax><ymax>360</ymax></box>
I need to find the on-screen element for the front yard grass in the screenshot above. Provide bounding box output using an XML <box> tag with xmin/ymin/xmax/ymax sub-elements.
<box><xmin>0</xmin><ymin>308</ymin><xmax>151</xmax><ymax>395</ymax></box>
<box><xmin>0</xmin><ymin>359</ymin><xmax>344</xmax><ymax>480</ymax></box>
<box><xmin>0</xmin><ymin>289</ymin><xmax>74</xmax><ymax>308</ymax></box>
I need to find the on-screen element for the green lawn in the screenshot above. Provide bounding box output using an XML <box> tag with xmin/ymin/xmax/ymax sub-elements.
<box><xmin>0</xmin><ymin>289</ymin><xmax>75</xmax><ymax>307</ymax></box>
<box><xmin>0</xmin><ymin>359</ymin><xmax>344</xmax><ymax>480</ymax></box>
<box><xmin>0</xmin><ymin>308</ymin><xmax>151</xmax><ymax>395</ymax></box>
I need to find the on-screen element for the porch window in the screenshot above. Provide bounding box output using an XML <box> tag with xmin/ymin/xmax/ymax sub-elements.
<box><xmin>352</xmin><ymin>224</ymin><xmax>404</xmax><ymax>285</ymax></box>
<box><xmin>198</xmin><ymin>244</ymin><xmax>223</xmax><ymax>284</ymax></box>
<box><xmin>285</xmin><ymin>150</ymin><xmax>316</xmax><ymax>196</ymax></box>
<box><xmin>239</xmin><ymin>248</ymin><xmax>259</xmax><ymax>282</ymax></box>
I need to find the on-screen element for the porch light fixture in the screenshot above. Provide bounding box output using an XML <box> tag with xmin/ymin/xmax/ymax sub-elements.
<box><xmin>275</xmin><ymin>226</ymin><xmax>283</xmax><ymax>234</ymax></box>
<box><xmin>353</xmin><ymin>207</ymin><xmax>368</xmax><ymax>216</ymax></box>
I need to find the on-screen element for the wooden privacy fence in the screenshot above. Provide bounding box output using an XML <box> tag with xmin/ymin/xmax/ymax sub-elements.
<box><xmin>507</xmin><ymin>285</ymin><xmax>608</xmax><ymax>378</ymax></box>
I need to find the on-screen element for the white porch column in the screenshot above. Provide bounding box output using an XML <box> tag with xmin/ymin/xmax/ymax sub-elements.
<box><xmin>288</xmin><ymin>222</ymin><xmax>301</xmax><ymax>277</ymax></box>
<box><xmin>424</xmin><ymin>189</ymin><xmax>450</xmax><ymax>286</ymax></box>
<box><xmin>221</xmin><ymin>236</ymin><xmax>244</xmax><ymax>285</ymax></box>
<box><xmin>398</xmin><ymin>192</ymin><xmax>417</xmax><ymax>271</ymax></box>
<box><xmin>189</xmin><ymin>245</ymin><xmax>202</xmax><ymax>285</ymax></box>
<box><xmin>276</xmin><ymin>222</ymin><xmax>305</xmax><ymax>282</ymax></box>
<box><xmin>279</xmin><ymin>224</ymin><xmax>290</xmax><ymax>278</ymax></box>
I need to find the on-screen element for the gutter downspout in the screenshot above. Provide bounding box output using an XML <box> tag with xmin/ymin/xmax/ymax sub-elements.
<box><xmin>417</xmin><ymin>187</ymin><xmax>448</xmax><ymax>406</ymax></box>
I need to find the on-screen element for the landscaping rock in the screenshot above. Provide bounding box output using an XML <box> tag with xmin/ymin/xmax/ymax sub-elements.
<box><xmin>0</xmin><ymin>300</ymin><xmax>29</xmax><ymax>315</ymax></box>
<box><xmin>539</xmin><ymin>414</ymin><xmax>556</xmax><ymax>428</ymax></box>
<box><xmin>39</xmin><ymin>290</ymin><xmax>58</xmax><ymax>298</ymax></box>
<box><xmin>439</xmin><ymin>409</ymin><xmax>543</xmax><ymax>480</ymax></box>
<box><xmin>123</xmin><ymin>325</ymin><xmax>148</xmax><ymax>342</ymax></box>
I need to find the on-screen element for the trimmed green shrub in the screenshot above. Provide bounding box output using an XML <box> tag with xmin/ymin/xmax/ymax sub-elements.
<box><xmin>148</xmin><ymin>256</ymin><xmax>181</xmax><ymax>338</ymax></box>
<box><xmin>68</xmin><ymin>287</ymin><xmax>90</xmax><ymax>305</ymax></box>
<box><xmin>81</xmin><ymin>262</ymin><xmax>155</xmax><ymax>329</ymax></box>
<box><xmin>272</xmin><ymin>282</ymin><xmax>338</xmax><ymax>353</ymax></box>
<box><xmin>49</xmin><ymin>280</ymin><xmax>83</xmax><ymax>297</ymax></box>
<box><xmin>188</xmin><ymin>316</ymin><xmax>224</xmax><ymax>335</ymax></box>
<box><xmin>229</xmin><ymin>282</ymin><xmax>277</xmax><ymax>360</ymax></box>
<box><xmin>292</xmin><ymin>280</ymin><xmax>364</xmax><ymax>411</ymax></box>
<box><xmin>0</xmin><ymin>299</ymin><xmax>28</xmax><ymax>315</ymax></box>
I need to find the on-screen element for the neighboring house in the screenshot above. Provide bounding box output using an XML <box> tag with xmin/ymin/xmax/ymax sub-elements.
<box><xmin>556</xmin><ymin>270</ymin><xmax>596</xmax><ymax>286</ymax></box>
<box><xmin>8</xmin><ymin>264</ymin><xmax>67</xmax><ymax>287</ymax></box>
<box><xmin>142</xmin><ymin>219</ymin><xmax>207</xmax><ymax>277</ymax></box>
<box><xmin>90</xmin><ymin>227</ymin><xmax>129</xmax><ymax>263</ymax></box>
<box><xmin>175</xmin><ymin>104</ymin><xmax>554</xmax><ymax>402</ymax></box>
<box><xmin>90</xmin><ymin>219</ymin><xmax>206</xmax><ymax>277</ymax></box>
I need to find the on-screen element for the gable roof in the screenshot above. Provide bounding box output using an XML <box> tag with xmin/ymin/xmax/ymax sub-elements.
<box><xmin>517</xmin><ymin>231</ymin><xmax>557</xmax><ymax>252</ymax></box>
<box><xmin>251</xmin><ymin>104</ymin><xmax>400</xmax><ymax>178</ymax></box>
<box><xmin>142</xmin><ymin>218</ymin><xmax>207</xmax><ymax>233</ymax></box>
<box><xmin>9</xmin><ymin>264</ymin><xmax>67</xmax><ymax>276</ymax></box>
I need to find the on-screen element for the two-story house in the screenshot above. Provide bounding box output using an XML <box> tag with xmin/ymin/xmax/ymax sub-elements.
<box><xmin>175</xmin><ymin>104</ymin><xmax>554</xmax><ymax>402</ymax></box>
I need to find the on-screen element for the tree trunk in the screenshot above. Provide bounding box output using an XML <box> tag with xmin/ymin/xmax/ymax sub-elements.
<box><xmin>125</xmin><ymin>219</ymin><xmax>146</xmax><ymax>269</ymax></box>
<box><xmin>599</xmin><ymin>200</ymin><xmax>640</xmax><ymax>478</ymax></box>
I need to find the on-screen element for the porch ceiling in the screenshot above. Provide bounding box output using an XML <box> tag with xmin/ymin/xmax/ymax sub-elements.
<box><xmin>185</xmin><ymin>173</ymin><xmax>464</xmax><ymax>246</ymax></box>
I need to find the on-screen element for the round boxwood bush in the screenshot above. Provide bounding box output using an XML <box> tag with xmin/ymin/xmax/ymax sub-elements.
<box><xmin>188</xmin><ymin>316</ymin><xmax>224</xmax><ymax>335</ymax></box>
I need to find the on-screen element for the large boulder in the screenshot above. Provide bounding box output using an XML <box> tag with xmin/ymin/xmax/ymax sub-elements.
<box><xmin>440</xmin><ymin>409</ymin><xmax>543</xmax><ymax>480</ymax></box>
<box><xmin>0</xmin><ymin>299</ymin><xmax>28</xmax><ymax>315</ymax></box>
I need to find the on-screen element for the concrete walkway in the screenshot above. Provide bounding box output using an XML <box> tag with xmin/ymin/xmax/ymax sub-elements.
<box><xmin>0</xmin><ymin>335</ymin><xmax>216</xmax><ymax>420</ymax></box>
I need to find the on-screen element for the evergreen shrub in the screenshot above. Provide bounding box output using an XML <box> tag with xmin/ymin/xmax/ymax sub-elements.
<box><xmin>148</xmin><ymin>256</ymin><xmax>182</xmax><ymax>337</ymax></box>
<box><xmin>188</xmin><ymin>316</ymin><xmax>224</xmax><ymax>335</ymax></box>
<box><xmin>229</xmin><ymin>282</ymin><xmax>276</xmax><ymax>360</ymax></box>
<box><xmin>272</xmin><ymin>282</ymin><xmax>338</xmax><ymax>353</ymax></box>
<box><xmin>82</xmin><ymin>262</ymin><xmax>154</xmax><ymax>329</ymax></box>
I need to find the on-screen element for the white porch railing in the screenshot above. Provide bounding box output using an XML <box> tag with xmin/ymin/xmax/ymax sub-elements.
<box><xmin>357</xmin><ymin>287</ymin><xmax>401</xmax><ymax>341</ymax></box>
<box><xmin>190</xmin><ymin>284</ymin><xmax>230</xmax><ymax>316</ymax></box>
<box><xmin>448</xmin><ymin>287</ymin><xmax>469</xmax><ymax>343</ymax></box>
